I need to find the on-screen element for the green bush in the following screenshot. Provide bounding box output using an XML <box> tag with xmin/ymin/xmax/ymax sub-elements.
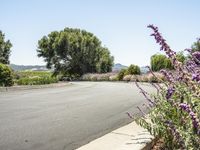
<box><xmin>125</xmin><ymin>64</ymin><xmax>141</xmax><ymax>75</ymax></box>
<box><xmin>0</xmin><ymin>63</ymin><xmax>14</xmax><ymax>86</ymax></box>
<box><xmin>16</xmin><ymin>76</ymin><xmax>58</xmax><ymax>85</ymax></box>
<box><xmin>117</xmin><ymin>69</ymin><xmax>127</xmax><ymax>80</ymax></box>
<box><xmin>13</xmin><ymin>71</ymin><xmax>52</xmax><ymax>79</ymax></box>
<box><xmin>14</xmin><ymin>71</ymin><xmax>58</xmax><ymax>85</ymax></box>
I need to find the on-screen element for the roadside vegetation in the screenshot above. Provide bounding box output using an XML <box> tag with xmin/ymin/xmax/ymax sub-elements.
<box><xmin>135</xmin><ymin>25</ymin><xmax>200</xmax><ymax>149</ymax></box>
<box><xmin>81</xmin><ymin>71</ymin><xmax>164</xmax><ymax>83</ymax></box>
<box><xmin>14</xmin><ymin>71</ymin><xmax>58</xmax><ymax>85</ymax></box>
<box><xmin>0</xmin><ymin>63</ymin><xmax>14</xmax><ymax>86</ymax></box>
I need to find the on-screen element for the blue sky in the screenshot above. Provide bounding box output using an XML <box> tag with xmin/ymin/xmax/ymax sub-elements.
<box><xmin>1</xmin><ymin>0</ymin><xmax>200</xmax><ymax>66</ymax></box>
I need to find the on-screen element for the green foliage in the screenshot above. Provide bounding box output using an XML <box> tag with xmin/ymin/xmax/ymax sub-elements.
<box><xmin>151</xmin><ymin>54</ymin><xmax>173</xmax><ymax>71</ymax></box>
<box><xmin>136</xmin><ymin>83</ymin><xmax>200</xmax><ymax>149</ymax></box>
<box><xmin>116</xmin><ymin>64</ymin><xmax>140</xmax><ymax>81</ymax></box>
<box><xmin>125</xmin><ymin>64</ymin><xmax>141</xmax><ymax>75</ymax></box>
<box><xmin>16</xmin><ymin>76</ymin><xmax>58</xmax><ymax>85</ymax></box>
<box><xmin>37</xmin><ymin>28</ymin><xmax>114</xmax><ymax>77</ymax></box>
<box><xmin>96</xmin><ymin>47</ymin><xmax>114</xmax><ymax>73</ymax></box>
<box><xmin>176</xmin><ymin>51</ymin><xmax>186</xmax><ymax>63</ymax></box>
<box><xmin>0</xmin><ymin>31</ymin><xmax>12</xmax><ymax>64</ymax></box>
<box><xmin>117</xmin><ymin>69</ymin><xmax>127</xmax><ymax>80</ymax></box>
<box><xmin>191</xmin><ymin>38</ymin><xmax>200</xmax><ymax>53</ymax></box>
<box><xmin>14</xmin><ymin>71</ymin><xmax>52</xmax><ymax>79</ymax></box>
<box><xmin>0</xmin><ymin>63</ymin><xmax>14</xmax><ymax>86</ymax></box>
<box><xmin>14</xmin><ymin>71</ymin><xmax>58</xmax><ymax>85</ymax></box>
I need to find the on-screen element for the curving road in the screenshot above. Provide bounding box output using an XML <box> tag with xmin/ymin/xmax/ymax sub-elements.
<box><xmin>0</xmin><ymin>82</ymin><xmax>155</xmax><ymax>150</ymax></box>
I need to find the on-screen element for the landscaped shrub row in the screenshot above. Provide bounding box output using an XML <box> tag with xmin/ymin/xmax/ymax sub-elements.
<box><xmin>81</xmin><ymin>73</ymin><xmax>118</xmax><ymax>81</ymax></box>
<box><xmin>13</xmin><ymin>71</ymin><xmax>52</xmax><ymax>79</ymax></box>
<box><xmin>13</xmin><ymin>71</ymin><xmax>58</xmax><ymax>85</ymax></box>
<box><xmin>16</xmin><ymin>76</ymin><xmax>58</xmax><ymax>85</ymax></box>
<box><xmin>123</xmin><ymin>72</ymin><xmax>164</xmax><ymax>82</ymax></box>
<box><xmin>81</xmin><ymin>72</ymin><xmax>164</xmax><ymax>83</ymax></box>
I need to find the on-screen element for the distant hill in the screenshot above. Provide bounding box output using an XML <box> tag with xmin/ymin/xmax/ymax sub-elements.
<box><xmin>10</xmin><ymin>63</ymin><xmax>149</xmax><ymax>74</ymax></box>
<box><xmin>112</xmin><ymin>63</ymin><xmax>149</xmax><ymax>74</ymax></box>
<box><xmin>112</xmin><ymin>63</ymin><xmax>128</xmax><ymax>72</ymax></box>
<box><xmin>10</xmin><ymin>64</ymin><xmax>48</xmax><ymax>71</ymax></box>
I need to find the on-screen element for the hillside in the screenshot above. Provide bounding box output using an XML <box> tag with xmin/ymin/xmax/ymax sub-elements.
<box><xmin>10</xmin><ymin>64</ymin><xmax>48</xmax><ymax>71</ymax></box>
<box><xmin>112</xmin><ymin>63</ymin><xmax>128</xmax><ymax>72</ymax></box>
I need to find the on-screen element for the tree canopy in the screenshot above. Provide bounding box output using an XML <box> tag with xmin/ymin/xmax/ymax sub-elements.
<box><xmin>0</xmin><ymin>31</ymin><xmax>12</xmax><ymax>64</ymax></box>
<box><xmin>37</xmin><ymin>28</ymin><xmax>114</xmax><ymax>76</ymax></box>
<box><xmin>191</xmin><ymin>38</ymin><xmax>200</xmax><ymax>53</ymax></box>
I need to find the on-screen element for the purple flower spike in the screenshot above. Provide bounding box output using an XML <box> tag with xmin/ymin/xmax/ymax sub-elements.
<box><xmin>179</xmin><ymin>103</ymin><xmax>200</xmax><ymax>135</ymax></box>
<box><xmin>166</xmin><ymin>87</ymin><xmax>175</xmax><ymax>99</ymax></box>
<box><xmin>179</xmin><ymin>103</ymin><xmax>190</xmax><ymax>111</ymax></box>
<box><xmin>192</xmin><ymin>51</ymin><xmax>200</xmax><ymax>65</ymax></box>
<box><xmin>193</xmin><ymin>52</ymin><xmax>200</xmax><ymax>60</ymax></box>
<box><xmin>165</xmin><ymin>120</ymin><xmax>185</xmax><ymax>148</ymax></box>
<box><xmin>147</xmin><ymin>25</ymin><xmax>176</xmax><ymax>59</ymax></box>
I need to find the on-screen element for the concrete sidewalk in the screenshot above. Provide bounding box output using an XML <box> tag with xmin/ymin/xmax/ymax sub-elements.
<box><xmin>76</xmin><ymin>121</ymin><xmax>154</xmax><ymax>150</ymax></box>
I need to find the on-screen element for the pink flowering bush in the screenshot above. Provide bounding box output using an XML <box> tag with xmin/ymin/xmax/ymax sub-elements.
<box><xmin>136</xmin><ymin>25</ymin><xmax>200</xmax><ymax>149</ymax></box>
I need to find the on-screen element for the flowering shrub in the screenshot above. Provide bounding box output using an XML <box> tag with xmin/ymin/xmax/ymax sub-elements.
<box><xmin>81</xmin><ymin>73</ymin><xmax>116</xmax><ymax>81</ymax></box>
<box><xmin>81</xmin><ymin>72</ymin><xmax>164</xmax><ymax>82</ymax></box>
<box><xmin>123</xmin><ymin>75</ymin><xmax>132</xmax><ymax>81</ymax></box>
<box><xmin>109</xmin><ymin>74</ymin><xmax>118</xmax><ymax>81</ymax></box>
<box><xmin>135</xmin><ymin>25</ymin><xmax>200</xmax><ymax>149</ymax></box>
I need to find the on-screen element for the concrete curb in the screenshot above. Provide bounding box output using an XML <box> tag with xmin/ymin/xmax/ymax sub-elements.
<box><xmin>76</xmin><ymin>121</ymin><xmax>155</xmax><ymax>150</ymax></box>
<box><xmin>0</xmin><ymin>82</ymin><xmax>72</xmax><ymax>92</ymax></box>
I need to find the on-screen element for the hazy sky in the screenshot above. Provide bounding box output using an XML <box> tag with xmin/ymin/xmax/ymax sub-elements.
<box><xmin>1</xmin><ymin>0</ymin><xmax>200</xmax><ymax>66</ymax></box>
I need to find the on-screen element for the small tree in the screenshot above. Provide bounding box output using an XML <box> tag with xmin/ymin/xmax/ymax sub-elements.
<box><xmin>117</xmin><ymin>69</ymin><xmax>127</xmax><ymax>80</ymax></box>
<box><xmin>0</xmin><ymin>63</ymin><xmax>14</xmax><ymax>86</ymax></box>
<box><xmin>125</xmin><ymin>64</ymin><xmax>140</xmax><ymax>75</ymax></box>
<box><xmin>151</xmin><ymin>54</ymin><xmax>173</xmax><ymax>71</ymax></box>
<box><xmin>0</xmin><ymin>31</ymin><xmax>12</xmax><ymax>64</ymax></box>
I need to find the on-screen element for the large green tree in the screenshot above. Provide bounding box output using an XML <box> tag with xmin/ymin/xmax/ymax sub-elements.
<box><xmin>37</xmin><ymin>28</ymin><xmax>114</xmax><ymax>76</ymax></box>
<box><xmin>151</xmin><ymin>54</ymin><xmax>173</xmax><ymax>71</ymax></box>
<box><xmin>0</xmin><ymin>31</ymin><xmax>12</xmax><ymax>64</ymax></box>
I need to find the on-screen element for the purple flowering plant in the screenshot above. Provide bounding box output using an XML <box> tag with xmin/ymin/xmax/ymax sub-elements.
<box><xmin>135</xmin><ymin>25</ymin><xmax>200</xmax><ymax>149</ymax></box>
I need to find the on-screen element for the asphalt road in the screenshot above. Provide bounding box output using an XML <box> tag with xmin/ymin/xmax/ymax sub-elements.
<box><xmin>0</xmin><ymin>82</ymin><xmax>155</xmax><ymax>150</ymax></box>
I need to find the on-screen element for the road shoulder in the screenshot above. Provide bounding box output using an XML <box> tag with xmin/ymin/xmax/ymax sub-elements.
<box><xmin>0</xmin><ymin>82</ymin><xmax>72</xmax><ymax>92</ymax></box>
